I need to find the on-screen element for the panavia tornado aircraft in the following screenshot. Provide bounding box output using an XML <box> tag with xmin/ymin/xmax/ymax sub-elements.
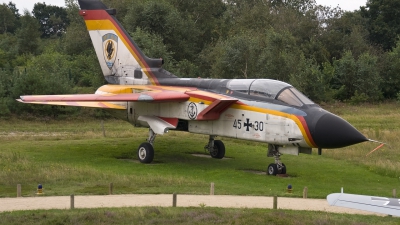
<box><xmin>18</xmin><ymin>0</ymin><xmax>381</xmax><ymax>175</ymax></box>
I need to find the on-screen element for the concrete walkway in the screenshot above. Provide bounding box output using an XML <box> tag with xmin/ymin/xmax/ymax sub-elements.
<box><xmin>0</xmin><ymin>194</ymin><xmax>384</xmax><ymax>216</ymax></box>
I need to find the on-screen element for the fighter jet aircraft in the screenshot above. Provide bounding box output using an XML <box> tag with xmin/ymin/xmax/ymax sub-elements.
<box><xmin>18</xmin><ymin>0</ymin><xmax>380</xmax><ymax>175</ymax></box>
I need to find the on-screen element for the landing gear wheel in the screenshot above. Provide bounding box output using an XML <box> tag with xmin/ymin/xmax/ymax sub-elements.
<box><xmin>137</xmin><ymin>142</ymin><xmax>154</xmax><ymax>164</ymax></box>
<box><xmin>210</xmin><ymin>140</ymin><xmax>225</xmax><ymax>159</ymax></box>
<box><xmin>267</xmin><ymin>163</ymin><xmax>278</xmax><ymax>176</ymax></box>
<box><xmin>279</xmin><ymin>163</ymin><xmax>286</xmax><ymax>174</ymax></box>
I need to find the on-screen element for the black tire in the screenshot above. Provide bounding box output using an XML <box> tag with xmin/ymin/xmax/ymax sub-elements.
<box><xmin>210</xmin><ymin>140</ymin><xmax>225</xmax><ymax>159</ymax></box>
<box><xmin>267</xmin><ymin>163</ymin><xmax>278</xmax><ymax>176</ymax></box>
<box><xmin>137</xmin><ymin>142</ymin><xmax>154</xmax><ymax>163</ymax></box>
<box><xmin>279</xmin><ymin>163</ymin><xmax>286</xmax><ymax>174</ymax></box>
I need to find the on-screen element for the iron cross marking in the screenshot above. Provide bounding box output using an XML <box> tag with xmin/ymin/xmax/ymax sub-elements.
<box><xmin>243</xmin><ymin>118</ymin><xmax>252</xmax><ymax>131</ymax></box>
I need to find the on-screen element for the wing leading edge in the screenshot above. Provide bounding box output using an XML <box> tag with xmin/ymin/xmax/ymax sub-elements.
<box><xmin>18</xmin><ymin>91</ymin><xmax>190</xmax><ymax>110</ymax></box>
<box><xmin>327</xmin><ymin>193</ymin><xmax>400</xmax><ymax>216</ymax></box>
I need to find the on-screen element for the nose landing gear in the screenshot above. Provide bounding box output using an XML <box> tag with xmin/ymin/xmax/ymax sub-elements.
<box><xmin>267</xmin><ymin>144</ymin><xmax>286</xmax><ymax>176</ymax></box>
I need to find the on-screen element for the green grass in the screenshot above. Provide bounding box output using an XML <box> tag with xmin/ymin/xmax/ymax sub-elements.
<box><xmin>0</xmin><ymin>207</ymin><xmax>398</xmax><ymax>225</ymax></box>
<box><xmin>0</xmin><ymin>103</ymin><xmax>399</xmax><ymax>199</ymax></box>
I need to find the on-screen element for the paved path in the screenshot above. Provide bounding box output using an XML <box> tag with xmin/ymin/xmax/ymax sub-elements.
<box><xmin>0</xmin><ymin>194</ymin><xmax>384</xmax><ymax>216</ymax></box>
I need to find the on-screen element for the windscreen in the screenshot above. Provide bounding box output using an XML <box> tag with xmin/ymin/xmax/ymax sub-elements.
<box><xmin>276</xmin><ymin>87</ymin><xmax>314</xmax><ymax>106</ymax></box>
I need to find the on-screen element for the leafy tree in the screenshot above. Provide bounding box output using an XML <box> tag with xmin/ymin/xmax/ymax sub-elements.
<box><xmin>124</xmin><ymin>0</ymin><xmax>200</xmax><ymax>62</ymax></box>
<box><xmin>0</xmin><ymin>68</ymin><xmax>13</xmax><ymax>117</ymax></box>
<box><xmin>168</xmin><ymin>0</ymin><xmax>226</xmax><ymax>50</ymax></box>
<box><xmin>201</xmin><ymin>32</ymin><xmax>261</xmax><ymax>79</ymax></box>
<box><xmin>257</xmin><ymin>29</ymin><xmax>304</xmax><ymax>82</ymax></box>
<box><xmin>201</xmin><ymin>28</ymin><xmax>305</xmax><ymax>82</ymax></box>
<box><xmin>0</xmin><ymin>3</ymin><xmax>16</xmax><ymax>34</ymax></box>
<box><xmin>379</xmin><ymin>41</ymin><xmax>400</xmax><ymax>99</ymax></box>
<box><xmin>32</xmin><ymin>2</ymin><xmax>69</xmax><ymax>38</ymax></box>
<box><xmin>102</xmin><ymin>0</ymin><xmax>136</xmax><ymax>21</ymax></box>
<box><xmin>222</xmin><ymin>0</ymin><xmax>273</xmax><ymax>35</ymax></box>
<box><xmin>0</xmin><ymin>33</ymin><xmax>18</xmax><ymax>67</ymax></box>
<box><xmin>290</xmin><ymin>58</ymin><xmax>335</xmax><ymax>102</ymax></box>
<box><xmin>130</xmin><ymin>27</ymin><xmax>175</xmax><ymax>71</ymax></box>
<box><xmin>67</xmin><ymin>51</ymin><xmax>104</xmax><ymax>87</ymax></box>
<box><xmin>270</xmin><ymin>0</ymin><xmax>317</xmax><ymax>13</ymax></box>
<box><xmin>360</xmin><ymin>0</ymin><xmax>400</xmax><ymax>51</ymax></box>
<box><xmin>354</xmin><ymin>52</ymin><xmax>381</xmax><ymax>101</ymax></box>
<box><xmin>7</xmin><ymin>1</ymin><xmax>20</xmax><ymax>20</ymax></box>
<box><xmin>10</xmin><ymin>52</ymin><xmax>73</xmax><ymax>116</ymax></box>
<box><xmin>333</xmin><ymin>51</ymin><xmax>357</xmax><ymax>100</ymax></box>
<box><xmin>333</xmin><ymin>51</ymin><xmax>381</xmax><ymax>102</ymax></box>
<box><xmin>15</xmin><ymin>10</ymin><xmax>41</xmax><ymax>55</ymax></box>
<box><xmin>7</xmin><ymin>1</ymin><xmax>21</xmax><ymax>33</ymax></box>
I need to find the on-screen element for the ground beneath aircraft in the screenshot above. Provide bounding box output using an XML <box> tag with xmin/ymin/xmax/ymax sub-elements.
<box><xmin>191</xmin><ymin>153</ymin><xmax>232</xmax><ymax>159</ymax></box>
<box><xmin>0</xmin><ymin>194</ymin><xmax>385</xmax><ymax>216</ymax></box>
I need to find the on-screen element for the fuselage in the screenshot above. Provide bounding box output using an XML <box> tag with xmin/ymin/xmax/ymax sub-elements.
<box><xmin>101</xmin><ymin>77</ymin><xmax>368</xmax><ymax>150</ymax></box>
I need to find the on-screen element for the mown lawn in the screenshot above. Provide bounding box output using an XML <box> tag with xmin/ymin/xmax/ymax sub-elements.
<box><xmin>0</xmin><ymin>103</ymin><xmax>399</xmax><ymax>199</ymax></box>
<box><xmin>0</xmin><ymin>207</ymin><xmax>399</xmax><ymax>225</ymax></box>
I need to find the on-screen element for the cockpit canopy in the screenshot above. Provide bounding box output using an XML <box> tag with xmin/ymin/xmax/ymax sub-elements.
<box><xmin>227</xmin><ymin>79</ymin><xmax>314</xmax><ymax>107</ymax></box>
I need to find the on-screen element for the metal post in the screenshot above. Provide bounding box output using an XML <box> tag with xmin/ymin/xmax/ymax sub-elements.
<box><xmin>109</xmin><ymin>183</ymin><xmax>113</xmax><ymax>195</ymax></box>
<box><xmin>273</xmin><ymin>196</ymin><xmax>278</xmax><ymax>209</ymax></box>
<box><xmin>172</xmin><ymin>193</ymin><xmax>177</xmax><ymax>207</ymax></box>
<box><xmin>17</xmin><ymin>184</ymin><xmax>21</xmax><ymax>197</ymax></box>
<box><xmin>210</xmin><ymin>182</ymin><xmax>214</xmax><ymax>195</ymax></box>
<box><xmin>393</xmin><ymin>189</ymin><xmax>396</xmax><ymax>198</ymax></box>
<box><xmin>303</xmin><ymin>187</ymin><xmax>308</xmax><ymax>199</ymax></box>
<box><xmin>70</xmin><ymin>194</ymin><xmax>74</xmax><ymax>209</ymax></box>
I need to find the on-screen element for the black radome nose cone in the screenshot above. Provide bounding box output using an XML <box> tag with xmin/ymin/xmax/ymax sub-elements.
<box><xmin>313</xmin><ymin>113</ymin><xmax>368</xmax><ymax>148</ymax></box>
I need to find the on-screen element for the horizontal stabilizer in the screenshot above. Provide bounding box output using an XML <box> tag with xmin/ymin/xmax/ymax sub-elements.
<box><xmin>327</xmin><ymin>193</ymin><xmax>400</xmax><ymax>216</ymax></box>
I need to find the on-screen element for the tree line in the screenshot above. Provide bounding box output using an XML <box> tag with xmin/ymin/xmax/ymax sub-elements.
<box><xmin>1</xmin><ymin>0</ymin><xmax>400</xmax><ymax>118</ymax></box>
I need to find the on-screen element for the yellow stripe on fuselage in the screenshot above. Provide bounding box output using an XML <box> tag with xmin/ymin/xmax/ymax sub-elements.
<box><xmin>84</xmin><ymin>20</ymin><xmax>158</xmax><ymax>85</ymax></box>
<box><xmin>188</xmin><ymin>97</ymin><xmax>315</xmax><ymax>148</ymax></box>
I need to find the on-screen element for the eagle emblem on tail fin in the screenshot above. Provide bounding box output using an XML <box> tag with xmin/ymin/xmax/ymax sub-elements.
<box><xmin>102</xmin><ymin>33</ymin><xmax>118</xmax><ymax>69</ymax></box>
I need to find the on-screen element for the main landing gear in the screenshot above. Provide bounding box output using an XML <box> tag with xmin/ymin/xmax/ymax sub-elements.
<box><xmin>267</xmin><ymin>144</ymin><xmax>286</xmax><ymax>176</ymax></box>
<box><xmin>137</xmin><ymin>128</ymin><xmax>156</xmax><ymax>163</ymax></box>
<box><xmin>137</xmin><ymin>131</ymin><xmax>226</xmax><ymax>163</ymax></box>
<box><xmin>205</xmin><ymin>135</ymin><xmax>225</xmax><ymax>159</ymax></box>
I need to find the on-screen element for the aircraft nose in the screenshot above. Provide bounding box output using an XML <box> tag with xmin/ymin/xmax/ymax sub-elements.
<box><xmin>312</xmin><ymin>113</ymin><xmax>368</xmax><ymax>148</ymax></box>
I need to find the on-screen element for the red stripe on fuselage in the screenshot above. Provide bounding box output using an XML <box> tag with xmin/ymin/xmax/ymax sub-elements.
<box><xmin>295</xmin><ymin>115</ymin><xmax>317</xmax><ymax>148</ymax></box>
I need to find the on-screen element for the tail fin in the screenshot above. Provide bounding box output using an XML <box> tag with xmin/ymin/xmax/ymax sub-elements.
<box><xmin>78</xmin><ymin>0</ymin><xmax>176</xmax><ymax>85</ymax></box>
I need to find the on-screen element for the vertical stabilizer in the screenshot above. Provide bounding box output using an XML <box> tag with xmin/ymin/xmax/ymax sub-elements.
<box><xmin>78</xmin><ymin>0</ymin><xmax>176</xmax><ymax>85</ymax></box>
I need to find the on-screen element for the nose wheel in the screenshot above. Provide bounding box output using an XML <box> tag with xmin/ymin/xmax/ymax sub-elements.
<box><xmin>267</xmin><ymin>163</ymin><xmax>286</xmax><ymax>175</ymax></box>
<box><xmin>267</xmin><ymin>144</ymin><xmax>286</xmax><ymax>176</ymax></box>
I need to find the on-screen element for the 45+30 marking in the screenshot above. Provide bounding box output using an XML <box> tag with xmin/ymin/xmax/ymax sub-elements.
<box><xmin>233</xmin><ymin>118</ymin><xmax>264</xmax><ymax>131</ymax></box>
